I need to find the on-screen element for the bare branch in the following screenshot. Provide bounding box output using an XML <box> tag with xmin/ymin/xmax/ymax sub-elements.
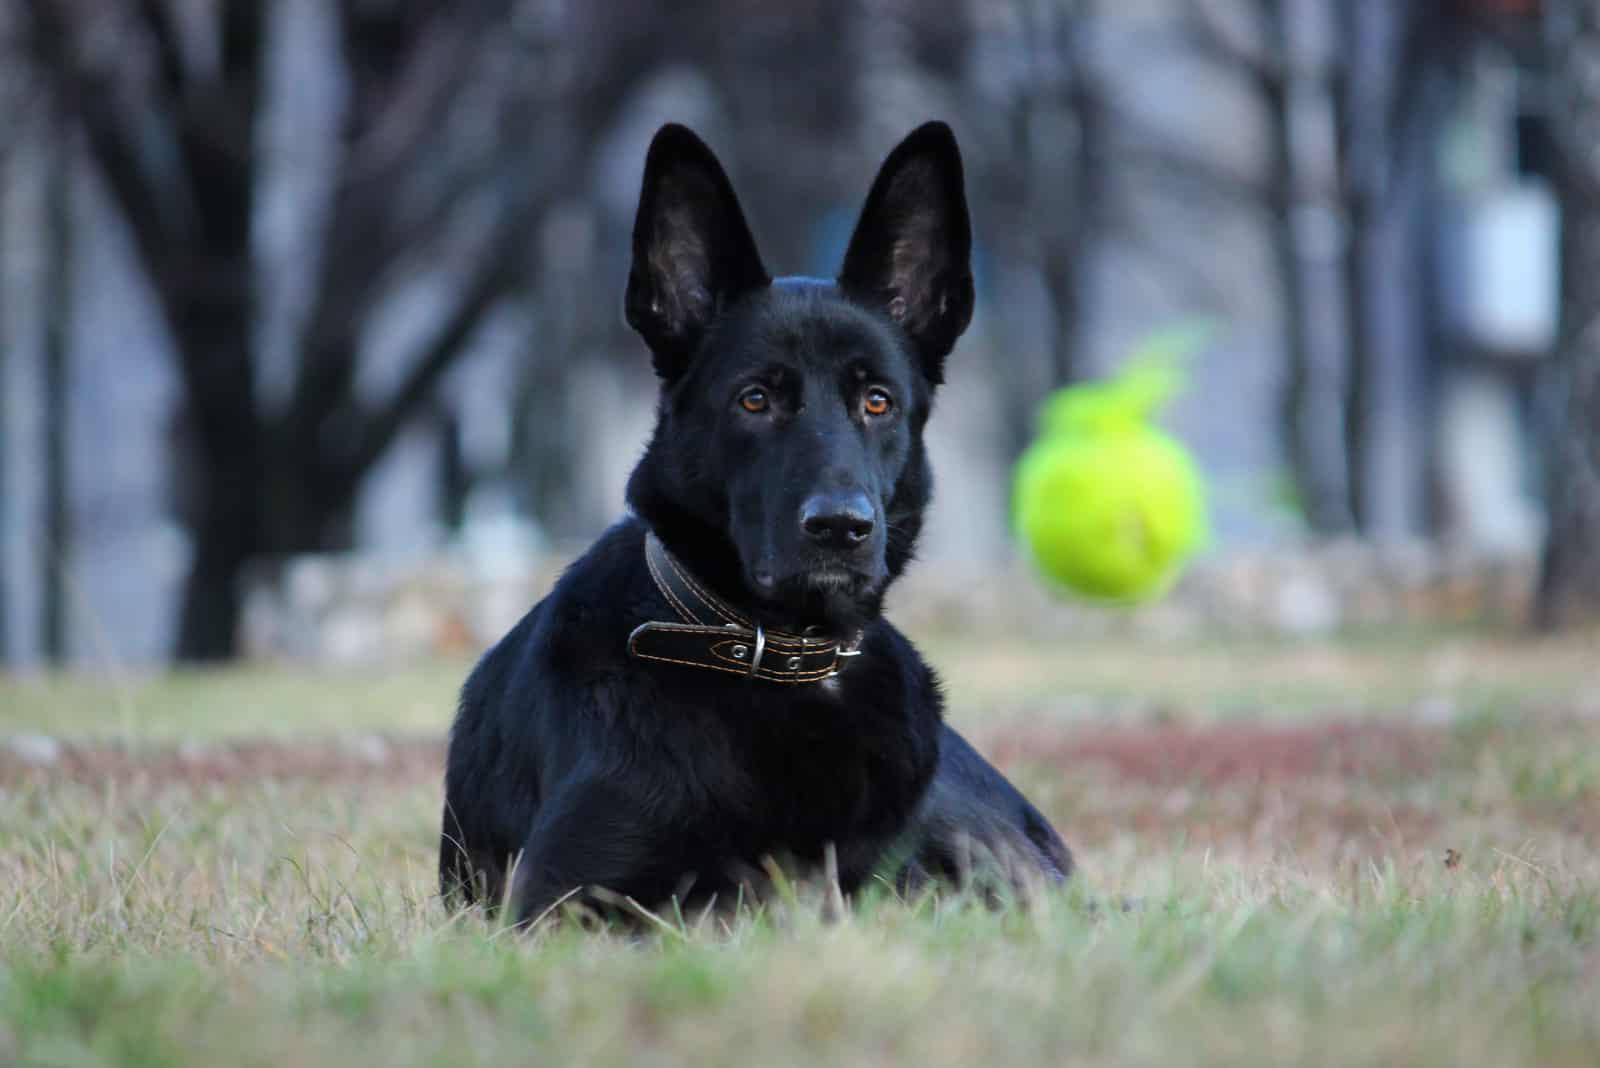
<box><xmin>1102</xmin><ymin>96</ymin><xmax>1276</xmax><ymax>209</ymax></box>
<box><xmin>17</xmin><ymin>0</ymin><xmax>200</xmax><ymax>287</ymax></box>
<box><xmin>134</xmin><ymin>0</ymin><xmax>186</xmax><ymax>94</ymax></box>
<box><xmin>341</xmin><ymin>222</ymin><xmax>530</xmax><ymax>490</ymax></box>
<box><xmin>1118</xmin><ymin>145</ymin><xmax>1275</xmax><ymax>212</ymax></box>
<box><xmin>293</xmin><ymin>2</ymin><xmax>660</xmax><ymax>451</ymax></box>
<box><xmin>288</xmin><ymin>6</ymin><xmax>520</xmax><ymax>446</ymax></box>
<box><xmin>337</xmin><ymin>10</ymin><xmax>489</xmax><ymax>185</ymax></box>
<box><xmin>1181</xmin><ymin>0</ymin><xmax>1283</xmax><ymax>94</ymax></box>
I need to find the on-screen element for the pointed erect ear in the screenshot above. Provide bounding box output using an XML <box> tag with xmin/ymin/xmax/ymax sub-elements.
<box><xmin>837</xmin><ymin>122</ymin><xmax>974</xmax><ymax>384</ymax></box>
<box><xmin>625</xmin><ymin>124</ymin><xmax>770</xmax><ymax>379</ymax></box>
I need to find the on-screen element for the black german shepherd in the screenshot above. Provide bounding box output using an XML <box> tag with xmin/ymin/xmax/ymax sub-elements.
<box><xmin>440</xmin><ymin>122</ymin><xmax>1071</xmax><ymax>924</ymax></box>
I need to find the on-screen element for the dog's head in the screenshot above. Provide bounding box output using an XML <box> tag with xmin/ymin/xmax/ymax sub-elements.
<box><xmin>624</xmin><ymin>122</ymin><xmax>974</xmax><ymax>630</ymax></box>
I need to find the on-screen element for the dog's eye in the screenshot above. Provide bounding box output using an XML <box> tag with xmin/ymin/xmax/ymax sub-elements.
<box><xmin>863</xmin><ymin>387</ymin><xmax>894</xmax><ymax>417</ymax></box>
<box><xmin>738</xmin><ymin>387</ymin><xmax>770</xmax><ymax>414</ymax></box>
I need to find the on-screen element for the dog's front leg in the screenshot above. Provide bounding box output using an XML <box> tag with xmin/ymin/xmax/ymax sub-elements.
<box><xmin>828</xmin><ymin>832</ymin><xmax>907</xmax><ymax>897</ymax></box>
<box><xmin>508</xmin><ymin>781</ymin><xmax>668</xmax><ymax>927</ymax></box>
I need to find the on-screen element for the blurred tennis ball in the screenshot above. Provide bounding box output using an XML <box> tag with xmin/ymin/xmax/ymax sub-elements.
<box><xmin>1013</xmin><ymin>324</ymin><xmax>1211</xmax><ymax>602</ymax></box>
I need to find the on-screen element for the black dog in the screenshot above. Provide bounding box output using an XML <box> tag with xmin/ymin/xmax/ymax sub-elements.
<box><xmin>440</xmin><ymin>122</ymin><xmax>1070</xmax><ymax>924</ymax></box>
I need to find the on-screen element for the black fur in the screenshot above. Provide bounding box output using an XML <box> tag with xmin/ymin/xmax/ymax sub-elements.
<box><xmin>440</xmin><ymin>122</ymin><xmax>1070</xmax><ymax>924</ymax></box>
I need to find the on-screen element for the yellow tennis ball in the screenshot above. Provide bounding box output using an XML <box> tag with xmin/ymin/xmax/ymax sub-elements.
<box><xmin>1014</xmin><ymin>426</ymin><xmax>1206</xmax><ymax>601</ymax></box>
<box><xmin>1013</xmin><ymin>325</ymin><xmax>1211</xmax><ymax>602</ymax></box>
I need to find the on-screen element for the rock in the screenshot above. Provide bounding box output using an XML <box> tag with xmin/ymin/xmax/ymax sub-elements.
<box><xmin>342</xmin><ymin>734</ymin><xmax>391</xmax><ymax>766</ymax></box>
<box><xmin>322</xmin><ymin>609</ymin><xmax>384</xmax><ymax>666</ymax></box>
<box><xmin>177</xmin><ymin>739</ymin><xmax>217</xmax><ymax>762</ymax></box>
<box><xmin>1272</xmin><ymin>571</ymin><xmax>1341</xmax><ymax>636</ymax></box>
<box><xmin>7</xmin><ymin>733</ymin><xmax>62</xmax><ymax>766</ymax></box>
<box><xmin>1413</xmin><ymin>695</ymin><xmax>1458</xmax><ymax>726</ymax></box>
<box><xmin>383</xmin><ymin>590</ymin><xmax>437</xmax><ymax>656</ymax></box>
<box><xmin>286</xmin><ymin>556</ymin><xmax>336</xmax><ymax>609</ymax></box>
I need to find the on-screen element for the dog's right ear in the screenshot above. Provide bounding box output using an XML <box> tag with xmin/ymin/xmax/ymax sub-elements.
<box><xmin>625</xmin><ymin>124</ymin><xmax>770</xmax><ymax>379</ymax></box>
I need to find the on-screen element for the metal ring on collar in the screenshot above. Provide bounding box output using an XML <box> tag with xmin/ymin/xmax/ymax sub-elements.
<box><xmin>745</xmin><ymin>624</ymin><xmax>766</xmax><ymax>677</ymax></box>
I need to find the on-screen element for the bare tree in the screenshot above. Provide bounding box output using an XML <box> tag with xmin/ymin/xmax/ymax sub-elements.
<box><xmin>1338</xmin><ymin>0</ymin><xmax>1451</xmax><ymax>539</ymax></box>
<box><xmin>0</xmin><ymin>175</ymin><xmax>6</xmax><ymax>660</ymax></box>
<box><xmin>969</xmin><ymin>0</ymin><xmax>1106</xmax><ymax>456</ymax></box>
<box><xmin>40</xmin><ymin>119</ymin><xmax>71</xmax><ymax>663</ymax></box>
<box><xmin>1536</xmin><ymin>0</ymin><xmax>1600</xmax><ymax>627</ymax></box>
<box><xmin>1183</xmin><ymin>0</ymin><xmax>1462</xmax><ymax>536</ymax></box>
<box><xmin>18</xmin><ymin>2</ymin><xmax>654</xmax><ymax>659</ymax></box>
<box><xmin>0</xmin><ymin>8</ymin><xmax>15</xmax><ymax>661</ymax></box>
<box><xmin>1180</xmin><ymin>0</ymin><xmax>1353</xmax><ymax>531</ymax></box>
<box><xmin>1262</xmin><ymin>0</ymin><xmax>1357</xmax><ymax>533</ymax></box>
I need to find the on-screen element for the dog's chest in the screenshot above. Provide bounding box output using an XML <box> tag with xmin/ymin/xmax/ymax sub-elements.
<box><xmin>657</xmin><ymin>674</ymin><xmax>933</xmax><ymax>849</ymax></box>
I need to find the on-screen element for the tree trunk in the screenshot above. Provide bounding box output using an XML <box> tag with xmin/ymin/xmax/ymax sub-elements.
<box><xmin>1536</xmin><ymin>0</ymin><xmax>1600</xmax><ymax>628</ymax></box>
<box><xmin>1535</xmin><ymin>343</ymin><xmax>1600</xmax><ymax>628</ymax></box>
<box><xmin>1347</xmin><ymin>165</ymin><xmax>1432</xmax><ymax>540</ymax></box>
<box><xmin>272</xmin><ymin>331</ymin><xmax>363</xmax><ymax>555</ymax></box>
<box><xmin>1052</xmin><ymin>0</ymin><xmax>1097</xmax><ymax>390</ymax></box>
<box><xmin>1537</xmin><ymin>9</ymin><xmax>1600</xmax><ymax>625</ymax></box>
<box><xmin>170</xmin><ymin>271</ymin><xmax>263</xmax><ymax>662</ymax></box>
<box><xmin>978</xmin><ymin>0</ymin><xmax>1095</xmax><ymax>463</ymax></box>
<box><xmin>41</xmin><ymin>127</ymin><xmax>71</xmax><ymax>663</ymax></box>
<box><xmin>0</xmin><ymin>145</ymin><xmax>7</xmax><ymax>661</ymax></box>
<box><xmin>1267</xmin><ymin>0</ymin><xmax>1354</xmax><ymax>533</ymax></box>
<box><xmin>174</xmin><ymin>485</ymin><xmax>257</xmax><ymax>662</ymax></box>
<box><xmin>1342</xmin><ymin>0</ymin><xmax>1429</xmax><ymax>540</ymax></box>
<box><xmin>176</xmin><ymin>327</ymin><xmax>361</xmax><ymax>661</ymax></box>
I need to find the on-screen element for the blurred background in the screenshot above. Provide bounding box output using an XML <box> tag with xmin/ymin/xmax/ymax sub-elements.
<box><xmin>1</xmin><ymin>0</ymin><xmax>1597</xmax><ymax>670</ymax></box>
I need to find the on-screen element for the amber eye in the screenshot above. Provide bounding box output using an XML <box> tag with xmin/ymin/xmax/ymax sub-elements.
<box><xmin>863</xmin><ymin>387</ymin><xmax>893</xmax><ymax>417</ymax></box>
<box><xmin>739</xmin><ymin>387</ymin><xmax>770</xmax><ymax>414</ymax></box>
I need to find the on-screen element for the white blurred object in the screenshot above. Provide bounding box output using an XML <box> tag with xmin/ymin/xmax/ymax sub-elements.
<box><xmin>458</xmin><ymin>482</ymin><xmax>544</xmax><ymax>581</ymax></box>
<box><xmin>6</xmin><ymin>734</ymin><xmax>62</xmax><ymax>767</ymax></box>
<box><xmin>1457</xmin><ymin>181</ymin><xmax>1559</xmax><ymax>356</ymax></box>
<box><xmin>1271</xmin><ymin>571</ymin><xmax>1341</xmax><ymax>637</ymax></box>
<box><xmin>1437</xmin><ymin>368</ymin><xmax>1543</xmax><ymax>555</ymax></box>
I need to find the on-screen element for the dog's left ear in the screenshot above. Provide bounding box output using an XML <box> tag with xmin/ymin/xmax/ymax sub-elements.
<box><xmin>837</xmin><ymin>122</ymin><xmax>974</xmax><ymax>384</ymax></box>
<box><xmin>626</xmin><ymin>124</ymin><xmax>770</xmax><ymax>379</ymax></box>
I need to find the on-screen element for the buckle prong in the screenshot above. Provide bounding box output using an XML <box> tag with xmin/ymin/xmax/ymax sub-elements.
<box><xmin>745</xmin><ymin>624</ymin><xmax>766</xmax><ymax>677</ymax></box>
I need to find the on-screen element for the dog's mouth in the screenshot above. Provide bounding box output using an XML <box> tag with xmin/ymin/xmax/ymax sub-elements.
<box><xmin>801</xmin><ymin>567</ymin><xmax>858</xmax><ymax>591</ymax></box>
<box><xmin>748</xmin><ymin>563</ymin><xmax>874</xmax><ymax>594</ymax></box>
<box><xmin>744</xmin><ymin>559</ymin><xmax>882</xmax><ymax>624</ymax></box>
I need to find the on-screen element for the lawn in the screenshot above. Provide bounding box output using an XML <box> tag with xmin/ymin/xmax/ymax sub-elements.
<box><xmin>2</xmin><ymin>630</ymin><xmax>1598</xmax><ymax>1066</ymax></box>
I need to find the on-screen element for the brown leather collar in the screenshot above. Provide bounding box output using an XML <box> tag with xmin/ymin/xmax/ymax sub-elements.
<box><xmin>628</xmin><ymin>532</ymin><xmax>863</xmax><ymax>684</ymax></box>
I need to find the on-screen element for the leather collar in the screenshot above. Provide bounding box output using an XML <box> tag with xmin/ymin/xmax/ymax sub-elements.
<box><xmin>628</xmin><ymin>532</ymin><xmax>863</xmax><ymax>684</ymax></box>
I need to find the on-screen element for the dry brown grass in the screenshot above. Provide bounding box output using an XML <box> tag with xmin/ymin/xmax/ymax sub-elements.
<box><xmin>2</xmin><ymin>632</ymin><xmax>1598</xmax><ymax>1066</ymax></box>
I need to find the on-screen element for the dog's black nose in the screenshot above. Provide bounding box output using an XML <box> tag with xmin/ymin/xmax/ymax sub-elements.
<box><xmin>800</xmin><ymin>492</ymin><xmax>875</xmax><ymax>548</ymax></box>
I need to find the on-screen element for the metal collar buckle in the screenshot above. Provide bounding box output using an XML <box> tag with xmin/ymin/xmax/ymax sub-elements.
<box><xmin>726</xmin><ymin>622</ymin><xmax>767</xmax><ymax>677</ymax></box>
<box><xmin>827</xmin><ymin>630</ymin><xmax>865</xmax><ymax>679</ymax></box>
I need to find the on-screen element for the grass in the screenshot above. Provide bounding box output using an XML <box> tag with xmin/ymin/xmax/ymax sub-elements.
<box><xmin>2</xmin><ymin>627</ymin><xmax>1593</xmax><ymax>737</ymax></box>
<box><xmin>2</xmin><ymin>629</ymin><xmax>1598</xmax><ymax>1066</ymax></box>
